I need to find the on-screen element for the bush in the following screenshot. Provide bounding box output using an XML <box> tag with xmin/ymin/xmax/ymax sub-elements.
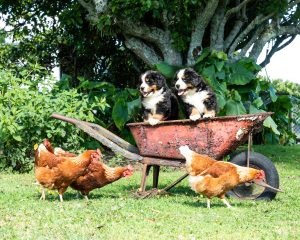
<box><xmin>0</xmin><ymin>70</ymin><xmax>109</xmax><ymax>172</ymax></box>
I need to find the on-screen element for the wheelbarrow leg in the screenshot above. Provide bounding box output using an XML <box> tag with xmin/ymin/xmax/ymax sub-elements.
<box><xmin>139</xmin><ymin>164</ymin><xmax>152</xmax><ymax>192</ymax></box>
<box><xmin>152</xmin><ymin>165</ymin><xmax>160</xmax><ymax>189</ymax></box>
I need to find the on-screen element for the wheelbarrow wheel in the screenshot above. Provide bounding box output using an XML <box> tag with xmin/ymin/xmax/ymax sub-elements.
<box><xmin>227</xmin><ymin>151</ymin><xmax>279</xmax><ymax>201</ymax></box>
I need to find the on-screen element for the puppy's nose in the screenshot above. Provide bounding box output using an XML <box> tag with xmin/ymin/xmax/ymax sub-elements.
<box><xmin>175</xmin><ymin>84</ymin><xmax>180</xmax><ymax>89</ymax></box>
<box><xmin>140</xmin><ymin>86</ymin><xmax>145</xmax><ymax>91</ymax></box>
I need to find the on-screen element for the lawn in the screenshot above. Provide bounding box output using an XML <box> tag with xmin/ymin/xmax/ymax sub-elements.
<box><xmin>0</xmin><ymin>145</ymin><xmax>299</xmax><ymax>240</ymax></box>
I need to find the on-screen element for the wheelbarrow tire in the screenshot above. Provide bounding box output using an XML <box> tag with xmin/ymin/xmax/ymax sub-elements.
<box><xmin>227</xmin><ymin>151</ymin><xmax>279</xmax><ymax>201</ymax></box>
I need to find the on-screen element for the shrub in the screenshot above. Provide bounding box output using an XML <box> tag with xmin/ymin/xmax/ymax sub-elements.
<box><xmin>0</xmin><ymin>70</ymin><xmax>109</xmax><ymax>172</ymax></box>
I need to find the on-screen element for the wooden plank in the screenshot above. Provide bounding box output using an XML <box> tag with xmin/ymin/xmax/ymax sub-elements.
<box><xmin>142</xmin><ymin>157</ymin><xmax>185</xmax><ymax>167</ymax></box>
<box><xmin>84</xmin><ymin>121</ymin><xmax>140</xmax><ymax>154</ymax></box>
<box><xmin>51</xmin><ymin>113</ymin><xmax>142</xmax><ymax>160</ymax></box>
<box><xmin>76</xmin><ymin>122</ymin><xmax>143</xmax><ymax>161</ymax></box>
<box><xmin>139</xmin><ymin>164</ymin><xmax>152</xmax><ymax>192</ymax></box>
<box><xmin>152</xmin><ymin>165</ymin><xmax>160</xmax><ymax>188</ymax></box>
<box><xmin>163</xmin><ymin>173</ymin><xmax>189</xmax><ymax>192</ymax></box>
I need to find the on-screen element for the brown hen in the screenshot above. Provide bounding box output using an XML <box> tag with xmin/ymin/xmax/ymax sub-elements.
<box><xmin>34</xmin><ymin>141</ymin><xmax>101</xmax><ymax>202</ymax></box>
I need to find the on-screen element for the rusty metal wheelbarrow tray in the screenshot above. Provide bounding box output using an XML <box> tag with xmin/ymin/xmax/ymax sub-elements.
<box><xmin>127</xmin><ymin>112</ymin><xmax>272</xmax><ymax>160</ymax></box>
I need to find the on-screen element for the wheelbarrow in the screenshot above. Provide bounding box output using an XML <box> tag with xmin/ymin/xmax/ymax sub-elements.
<box><xmin>51</xmin><ymin>112</ymin><xmax>280</xmax><ymax>200</ymax></box>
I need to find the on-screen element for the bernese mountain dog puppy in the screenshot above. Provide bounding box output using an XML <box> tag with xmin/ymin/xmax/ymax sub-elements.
<box><xmin>139</xmin><ymin>70</ymin><xmax>178</xmax><ymax>125</ymax></box>
<box><xmin>175</xmin><ymin>68</ymin><xmax>217</xmax><ymax>121</ymax></box>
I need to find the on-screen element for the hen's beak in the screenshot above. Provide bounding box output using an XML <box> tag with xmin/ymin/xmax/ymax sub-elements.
<box><xmin>253</xmin><ymin>179</ymin><xmax>283</xmax><ymax>192</ymax></box>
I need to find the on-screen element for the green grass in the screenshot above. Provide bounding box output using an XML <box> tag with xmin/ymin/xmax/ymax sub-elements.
<box><xmin>0</xmin><ymin>145</ymin><xmax>300</xmax><ymax>240</ymax></box>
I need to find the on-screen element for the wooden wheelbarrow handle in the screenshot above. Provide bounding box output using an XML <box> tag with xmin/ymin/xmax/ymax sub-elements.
<box><xmin>51</xmin><ymin>113</ymin><xmax>142</xmax><ymax>161</ymax></box>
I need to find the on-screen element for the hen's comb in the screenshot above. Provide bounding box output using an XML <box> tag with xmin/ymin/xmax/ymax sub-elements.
<box><xmin>127</xmin><ymin>165</ymin><xmax>134</xmax><ymax>171</ymax></box>
<box><xmin>96</xmin><ymin>148</ymin><xmax>102</xmax><ymax>158</ymax></box>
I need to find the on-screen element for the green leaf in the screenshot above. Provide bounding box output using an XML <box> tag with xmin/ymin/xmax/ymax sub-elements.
<box><xmin>264</xmin><ymin>132</ymin><xmax>280</xmax><ymax>144</ymax></box>
<box><xmin>269</xmin><ymin>86</ymin><xmax>278</xmax><ymax>102</ymax></box>
<box><xmin>249</xmin><ymin>104</ymin><xmax>264</xmax><ymax>114</ymax></box>
<box><xmin>211</xmin><ymin>50</ymin><xmax>228</xmax><ymax>60</ymax></box>
<box><xmin>253</xmin><ymin>97</ymin><xmax>264</xmax><ymax>108</ymax></box>
<box><xmin>263</xmin><ymin>116</ymin><xmax>280</xmax><ymax>135</ymax></box>
<box><xmin>195</xmin><ymin>48</ymin><xmax>210</xmax><ymax>64</ymax></box>
<box><xmin>232</xmin><ymin>90</ymin><xmax>241</xmax><ymax>101</ymax></box>
<box><xmin>227</xmin><ymin>63</ymin><xmax>254</xmax><ymax>85</ymax></box>
<box><xmin>214</xmin><ymin>61</ymin><xmax>225</xmax><ymax>72</ymax></box>
<box><xmin>127</xmin><ymin>98</ymin><xmax>141</xmax><ymax>118</ymax></box>
<box><xmin>127</xmin><ymin>88</ymin><xmax>139</xmax><ymax>97</ymax></box>
<box><xmin>216</xmin><ymin>93</ymin><xmax>226</xmax><ymax>109</ymax></box>
<box><xmin>215</xmin><ymin>71</ymin><xmax>226</xmax><ymax>80</ymax></box>
<box><xmin>112</xmin><ymin>99</ymin><xmax>128</xmax><ymax>130</ymax></box>
<box><xmin>225</xmin><ymin>99</ymin><xmax>246</xmax><ymax>115</ymax></box>
<box><xmin>13</xmin><ymin>135</ymin><xmax>22</xmax><ymax>142</ymax></box>
<box><xmin>202</xmin><ymin>65</ymin><xmax>215</xmax><ymax>81</ymax></box>
<box><xmin>155</xmin><ymin>62</ymin><xmax>178</xmax><ymax>79</ymax></box>
<box><xmin>276</xmin><ymin>95</ymin><xmax>292</xmax><ymax>109</ymax></box>
<box><xmin>93</xmin><ymin>82</ymin><xmax>116</xmax><ymax>94</ymax></box>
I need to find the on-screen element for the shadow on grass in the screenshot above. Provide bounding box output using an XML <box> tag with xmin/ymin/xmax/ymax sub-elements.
<box><xmin>183</xmin><ymin>198</ymin><xmax>245</xmax><ymax>208</ymax></box>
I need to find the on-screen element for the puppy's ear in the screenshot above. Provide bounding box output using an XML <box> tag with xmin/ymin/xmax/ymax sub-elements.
<box><xmin>174</xmin><ymin>70</ymin><xmax>180</xmax><ymax>80</ymax></box>
<box><xmin>185</xmin><ymin>68</ymin><xmax>199</xmax><ymax>85</ymax></box>
<box><xmin>139</xmin><ymin>72</ymin><xmax>144</xmax><ymax>82</ymax></box>
<box><xmin>155</xmin><ymin>72</ymin><xmax>167</xmax><ymax>89</ymax></box>
<box><xmin>194</xmin><ymin>76</ymin><xmax>206</xmax><ymax>90</ymax></box>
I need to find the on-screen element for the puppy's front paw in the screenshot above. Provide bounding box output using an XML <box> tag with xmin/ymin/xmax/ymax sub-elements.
<box><xmin>203</xmin><ymin>114</ymin><xmax>215</xmax><ymax>118</ymax></box>
<box><xmin>203</xmin><ymin>112</ymin><xmax>215</xmax><ymax>118</ymax></box>
<box><xmin>148</xmin><ymin>118</ymin><xmax>160</xmax><ymax>125</ymax></box>
<box><xmin>189</xmin><ymin>114</ymin><xmax>201</xmax><ymax>121</ymax></box>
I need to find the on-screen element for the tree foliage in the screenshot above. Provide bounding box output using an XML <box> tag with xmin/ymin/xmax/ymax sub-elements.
<box><xmin>0</xmin><ymin>0</ymin><xmax>144</xmax><ymax>86</ymax></box>
<box><xmin>1</xmin><ymin>0</ymin><xmax>300</xmax><ymax>79</ymax></box>
<box><xmin>83</xmin><ymin>0</ymin><xmax>300</xmax><ymax>67</ymax></box>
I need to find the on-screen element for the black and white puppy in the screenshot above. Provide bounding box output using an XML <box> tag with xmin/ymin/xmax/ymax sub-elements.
<box><xmin>139</xmin><ymin>70</ymin><xmax>178</xmax><ymax>125</ymax></box>
<box><xmin>175</xmin><ymin>68</ymin><xmax>217</xmax><ymax>121</ymax></box>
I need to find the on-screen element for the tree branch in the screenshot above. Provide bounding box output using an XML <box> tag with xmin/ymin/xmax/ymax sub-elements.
<box><xmin>119</xmin><ymin>20</ymin><xmax>182</xmax><ymax>65</ymax></box>
<box><xmin>224</xmin><ymin>0</ymin><xmax>253</xmax><ymax>20</ymax></box>
<box><xmin>161</xmin><ymin>10</ymin><xmax>170</xmax><ymax>29</ymax></box>
<box><xmin>228</xmin><ymin>13</ymin><xmax>273</xmax><ymax>56</ymax></box>
<box><xmin>224</xmin><ymin>20</ymin><xmax>244</xmax><ymax>50</ymax></box>
<box><xmin>78</xmin><ymin>0</ymin><xmax>99</xmax><ymax>22</ymax></box>
<box><xmin>187</xmin><ymin>0</ymin><xmax>219</xmax><ymax>65</ymax></box>
<box><xmin>93</xmin><ymin>0</ymin><xmax>108</xmax><ymax>13</ymax></box>
<box><xmin>248</xmin><ymin>23</ymin><xmax>300</xmax><ymax>62</ymax></box>
<box><xmin>278</xmin><ymin>25</ymin><xmax>300</xmax><ymax>35</ymax></box>
<box><xmin>239</xmin><ymin>25</ymin><xmax>264</xmax><ymax>56</ymax></box>
<box><xmin>259</xmin><ymin>35</ymin><xmax>296</xmax><ymax>68</ymax></box>
<box><xmin>287</xmin><ymin>0</ymin><xmax>300</xmax><ymax>9</ymax></box>
<box><xmin>210</xmin><ymin>0</ymin><xmax>228</xmax><ymax>50</ymax></box>
<box><xmin>124</xmin><ymin>36</ymin><xmax>163</xmax><ymax>67</ymax></box>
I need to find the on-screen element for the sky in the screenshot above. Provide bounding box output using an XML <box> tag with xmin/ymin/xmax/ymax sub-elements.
<box><xmin>258</xmin><ymin>36</ymin><xmax>300</xmax><ymax>84</ymax></box>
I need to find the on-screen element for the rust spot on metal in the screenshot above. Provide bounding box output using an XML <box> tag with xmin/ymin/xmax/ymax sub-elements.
<box><xmin>236</xmin><ymin>128</ymin><xmax>247</xmax><ymax>140</ymax></box>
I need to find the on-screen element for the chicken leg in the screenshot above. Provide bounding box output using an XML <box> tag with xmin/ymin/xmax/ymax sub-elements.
<box><xmin>221</xmin><ymin>198</ymin><xmax>232</xmax><ymax>208</ymax></box>
<box><xmin>59</xmin><ymin>194</ymin><xmax>64</xmax><ymax>202</ymax></box>
<box><xmin>40</xmin><ymin>187</ymin><xmax>46</xmax><ymax>200</ymax></box>
<box><xmin>207</xmin><ymin>199</ymin><xmax>211</xmax><ymax>209</ymax></box>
